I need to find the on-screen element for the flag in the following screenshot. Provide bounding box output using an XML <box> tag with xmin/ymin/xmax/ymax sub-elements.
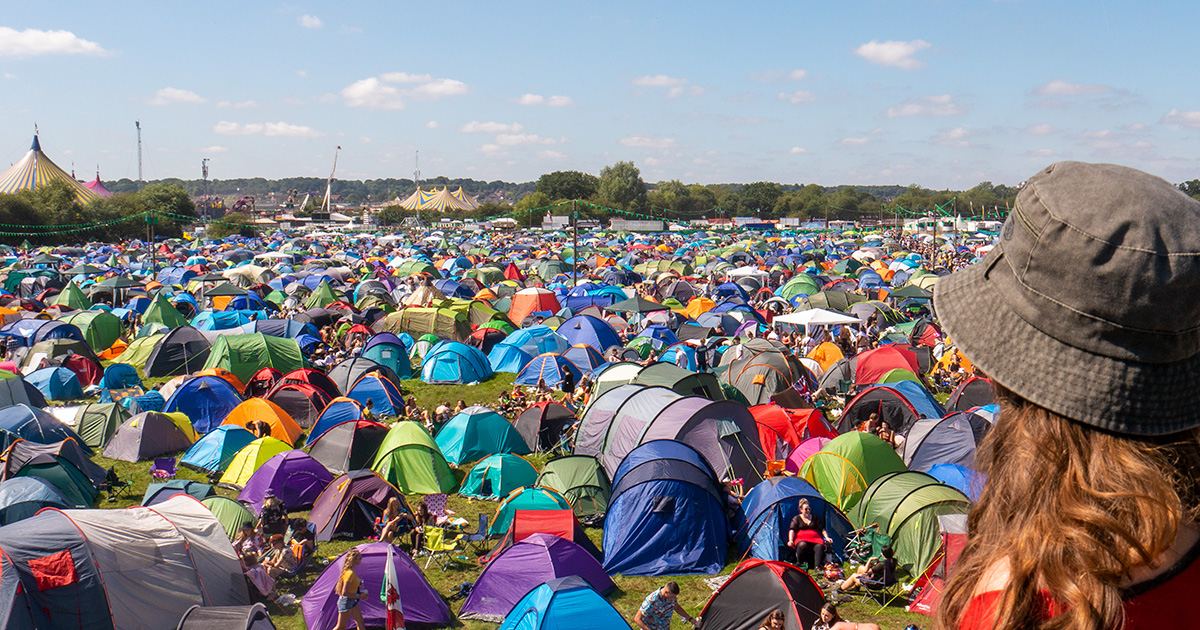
<box><xmin>380</xmin><ymin>546</ymin><xmax>405</xmax><ymax>630</ymax></box>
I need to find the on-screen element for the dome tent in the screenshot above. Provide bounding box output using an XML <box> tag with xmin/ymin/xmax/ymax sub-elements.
<box><xmin>736</xmin><ymin>476</ymin><xmax>853</xmax><ymax>563</ymax></box>
<box><xmin>435</xmin><ymin>405</ymin><xmax>532</xmax><ymax>465</ymax></box>
<box><xmin>496</xmin><ymin>575</ymin><xmax>627</xmax><ymax>630</ymax></box>
<box><xmin>237</xmin><ymin>450</ymin><xmax>333</xmax><ymax>513</ymax></box>
<box><xmin>371</xmin><ymin>421</ymin><xmax>457</xmax><ymax>494</ymax></box>
<box><xmin>306</xmin><ymin>419</ymin><xmax>389</xmax><ymax>475</ymax></box>
<box><xmin>535</xmin><ymin>455</ymin><xmax>612</xmax><ymax>521</ymax></box>
<box><xmin>698</xmin><ymin>559</ymin><xmax>826</xmax><ymax>630</ymax></box>
<box><xmin>181</xmin><ymin>425</ymin><xmax>257</xmax><ymax>474</ymax></box>
<box><xmin>460</xmin><ymin>453</ymin><xmax>538</xmax><ymax>500</ymax></box>
<box><xmin>308</xmin><ymin>470</ymin><xmax>411</xmax><ymax>542</ymax></box>
<box><xmin>303</xmin><ymin>543</ymin><xmax>450</xmax><ymax>629</ymax></box>
<box><xmin>102</xmin><ymin>411</ymin><xmax>196</xmax><ymax>462</ymax></box>
<box><xmin>800</xmin><ymin>431</ymin><xmax>906</xmax><ymax>513</ymax></box>
<box><xmin>421</xmin><ymin>341</ymin><xmax>493</xmax><ymax>384</ymax></box>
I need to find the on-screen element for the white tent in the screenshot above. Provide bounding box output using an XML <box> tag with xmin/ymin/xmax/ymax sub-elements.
<box><xmin>773</xmin><ymin>308</ymin><xmax>863</xmax><ymax>327</ymax></box>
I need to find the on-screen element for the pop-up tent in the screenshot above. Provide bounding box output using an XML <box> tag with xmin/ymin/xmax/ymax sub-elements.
<box><xmin>218</xmin><ymin>437</ymin><xmax>293</xmax><ymax>488</ymax></box>
<box><xmin>602</xmin><ymin>440</ymin><xmax>728</xmax><ymax>576</ymax></box>
<box><xmin>837</xmin><ymin>381</ymin><xmax>945</xmax><ymax>434</ymax></box>
<box><xmin>371</xmin><ymin>421</ymin><xmax>457</xmax><ymax>494</ymax></box>
<box><xmin>308</xmin><ymin>470</ymin><xmax>410</xmax><ymax>542</ymax></box>
<box><xmin>515</xmin><ymin>353</ymin><xmax>582</xmax><ymax>388</ymax></box>
<box><xmin>513</xmin><ymin>402</ymin><xmax>577</xmax><ymax>453</ymax></box>
<box><xmin>306</xmin><ymin>419</ymin><xmax>389</xmax><ymax>475</ymax></box>
<box><xmin>436</xmin><ymin>406</ymin><xmax>531</xmax><ymax>466</ymax></box>
<box><xmin>0</xmin><ymin>494</ymin><xmax>248</xmax><ymax>629</ymax></box>
<box><xmin>535</xmin><ymin>455</ymin><xmax>611</xmax><ymax>521</ymax></box>
<box><xmin>460</xmin><ymin>533</ymin><xmax>614</xmax><ymax>622</ymax></box>
<box><xmin>460</xmin><ymin>454</ymin><xmax>538</xmax><ymax>500</ymax></box>
<box><xmin>698</xmin><ymin>559</ymin><xmax>826</xmax><ymax>630</ymax></box>
<box><xmin>496</xmin><ymin>575</ymin><xmax>627</xmax><ymax>630</ymax></box>
<box><xmin>800</xmin><ymin>431</ymin><xmax>906</xmax><ymax>513</ymax></box>
<box><xmin>102</xmin><ymin>411</ymin><xmax>196</xmax><ymax>462</ymax></box>
<box><xmin>237</xmin><ymin>450</ymin><xmax>333</xmax><ymax>513</ymax></box>
<box><xmin>302</xmin><ymin>543</ymin><xmax>450</xmax><ymax>629</ymax></box>
<box><xmin>164</xmin><ymin>375</ymin><xmax>243</xmax><ymax>434</ymax></box>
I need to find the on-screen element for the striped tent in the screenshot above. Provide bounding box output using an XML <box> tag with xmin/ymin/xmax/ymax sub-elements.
<box><xmin>0</xmin><ymin>136</ymin><xmax>100</xmax><ymax>204</ymax></box>
<box><xmin>450</xmin><ymin>187</ymin><xmax>480</xmax><ymax>210</ymax></box>
<box><xmin>399</xmin><ymin>187</ymin><xmax>439</xmax><ymax>210</ymax></box>
<box><xmin>422</xmin><ymin>187</ymin><xmax>475</xmax><ymax>212</ymax></box>
<box><xmin>399</xmin><ymin>187</ymin><xmax>479</xmax><ymax>212</ymax></box>
<box><xmin>82</xmin><ymin>169</ymin><xmax>113</xmax><ymax>197</ymax></box>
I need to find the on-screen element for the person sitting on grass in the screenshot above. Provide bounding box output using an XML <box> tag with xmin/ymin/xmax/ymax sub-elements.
<box><xmin>812</xmin><ymin>603</ymin><xmax>880</xmax><ymax>630</ymax></box>
<box><xmin>833</xmin><ymin>545</ymin><xmax>897</xmax><ymax>597</ymax></box>
<box><xmin>261</xmin><ymin>534</ymin><xmax>297</xmax><ymax>577</ymax></box>
<box><xmin>377</xmin><ymin>497</ymin><xmax>414</xmax><ymax>544</ymax></box>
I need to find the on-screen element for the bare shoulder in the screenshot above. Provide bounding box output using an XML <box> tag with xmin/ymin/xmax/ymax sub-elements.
<box><xmin>973</xmin><ymin>558</ymin><xmax>1012</xmax><ymax>595</ymax></box>
<box><xmin>830</xmin><ymin>622</ymin><xmax>880</xmax><ymax>630</ymax></box>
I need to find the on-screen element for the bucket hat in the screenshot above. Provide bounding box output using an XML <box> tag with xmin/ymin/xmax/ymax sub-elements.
<box><xmin>934</xmin><ymin>161</ymin><xmax>1200</xmax><ymax>435</ymax></box>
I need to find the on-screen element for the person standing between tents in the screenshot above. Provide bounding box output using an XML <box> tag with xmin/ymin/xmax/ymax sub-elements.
<box><xmin>560</xmin><ymin>366</ymin><xmax>575</xmax><ymax>398</ymax></box>
<box><xmin>933</xmin><ymin>163</ymin><xmax>1200</xmax><ymax>630</ymax></box>
<box><xmin>634</xmin><ymin>582</ymin><xmax>698</xmax><ymax>630</ymax></box>
<box><xmin>333</xmin><ymin>548</ymin><xmax>367</xmax><ymax>630</ymax></box>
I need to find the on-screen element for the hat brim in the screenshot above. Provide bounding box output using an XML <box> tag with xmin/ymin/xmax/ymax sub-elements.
<box><xmin>934</xmin><ymin>252</ymin><xmax>1200</xmax><ymax>435</ymax></box>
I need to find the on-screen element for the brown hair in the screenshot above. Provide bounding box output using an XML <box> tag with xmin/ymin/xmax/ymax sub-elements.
<box><xmin>936</xmin><ymin>386</ymin><xmax>1200</xmax><ymax>630</ymax></box>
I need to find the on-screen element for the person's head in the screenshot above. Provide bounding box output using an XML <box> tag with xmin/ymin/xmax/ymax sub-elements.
<box><xmin>386</xmin><ymin>497</ymin><xmax>400</xmax><ymax>516</ymax></box>
<box><xmin>270</xmin><ymin>534</ymin><xmax>285</xmax><ymax>548</ymax></box>
<box><xmin>659</xmin><ymin>581</ymin><xmax>680</xmax><ymax>600</ymax></box>
<box><xmin>239</xmin><ymin>523</ymin><xmax>254</xmax><ymax>538</ymax></box>
<box><xmin>417</xmin><ymin>501</ymin><xmax>431</xmax><ymax>518</ymax></box>
<box><xmin>933</xmin><ymin>162</ymin><xmax>1200</xmax><ymax>630</ymax></box>
<box><xmin>344</xmin><ymin>548</ymin><xmax>362</xmax><ymax>569</ymax></box>
<box><xmin>243</xmin><ymin>551</ymin><xmax>259</xmax><ymax>566</ymax></box>
<box><xmin>366</xmin><ymin>399</ymin><xmax>374</xmax><ymax>410</ymax></box>
<box><xmin>797</xmin><ymin>498</ymin><xmax>811</xmax><ymax>517</ymax></box>
<box><xmin>819</xmin><ymin>603</ymin><xmax>839</xmax><ymax>624</ymax></box>
<box><xmin>765</xmin><ymin>609</ymin><xmax>785</xmax><ymax>627</ymax></box>
<box><xmin>880</xmin><ymin>545</ymin><xmax>894</xmax><ymax>560</ymax></box>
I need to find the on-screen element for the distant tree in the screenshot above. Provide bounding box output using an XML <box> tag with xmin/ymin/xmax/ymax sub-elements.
<box><xmin>207</xmin><ymin>211</ymin><xmax>255</xmax><ymax>238</ymax></box>
<box><xmin>1180</xmin><ymin>179</ymin><xmax>1200</xmax><ymax>201</ymax></box>
<box><xmin>738</xmin><ymin>181</ymin><xmax>784</xmax><ymax>216</ymax></box>
<box><xmin>536</xmin><ymin>171</ymin><xmax>599</xmax><ymax>201</ymax></box>
<box><xmin>687</xmin><ymin>185</ymin><xmax>719</xmax><ymax>215</ymax></box>
<box><xmin>475</xmin><ymin>202</ymin><xmax>513</xmax><ymax>220</ymax></box>
<box><xmin>514</xmin><ymin>191</ymin><xmax>551</xmax><ymax>216</ymax></box>
<box><xmin>596</xmin><ymin>161</ymin><xmax>647</xmax><ymax>210</ymax></box>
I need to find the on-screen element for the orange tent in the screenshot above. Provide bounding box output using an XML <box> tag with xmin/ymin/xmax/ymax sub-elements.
<box><xmin>100</xmin><ymin>338</ymin><xmax>128</xmax><ymax>360</ymax></box>
<box><xmin>806</xmin><ymin>342</ymin><xmax>845</xmax><ymax>373</ymax></box>
<box><xmin>685</xmin><ymin>297</ymin><xmax>716</xmax><ymax>319</ymax></box>
<box><xmin>194</xmin><ymin>367</ymin><xmax>246</xmax><ymax>393</ymax></box>
<box><xmin>222</xmin><ymin>398</ymin><xmax>303</xmax><ymax>445</ymax></box>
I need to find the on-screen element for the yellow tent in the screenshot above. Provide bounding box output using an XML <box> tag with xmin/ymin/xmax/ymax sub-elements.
<box><xmin>807</xmin><ymin>341</ymin><xmax>845</xmax><ymax>372</ymax></box>
<box><xmin>218</xmin><ymin>437</ymin><xmax>292</xmax><ymax>487</ymax></box>
<box><xmin>0</xmin><ymin>136</ymin><xmax>99</xmax><ymax>204</ymax></box>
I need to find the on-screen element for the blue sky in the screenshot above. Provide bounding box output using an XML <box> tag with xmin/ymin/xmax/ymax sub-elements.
<box><xmin>0</xmin><ymin>1</ymin><xmax>1196</xmax><ymax>190</ymax></box>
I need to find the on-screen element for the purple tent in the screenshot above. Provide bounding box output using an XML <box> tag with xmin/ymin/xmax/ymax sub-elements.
<box><xmin>459</xmin><ymin>533</ymin><xmax>615</xmax><ymax>622</ymax></box>
<box><xmin>302</xmin><ymin>542</ymin><xmax>450</xmax><ymax>630</ymax></box>
<box><xmin>236</xmin><ymin>450</ymin><xmax>333</xmax><ymax>513</ymax></box>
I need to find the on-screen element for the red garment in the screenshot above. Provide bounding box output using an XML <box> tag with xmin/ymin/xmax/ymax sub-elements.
<box><xmin>792</xmin><ymin>529</ymin><xmax>824</xmax><ymax>546</ymax></box>
<box><xmin>960</xmin><ymin>541</ymin><xmax>1200</xmax><ymax>630</ymax></box>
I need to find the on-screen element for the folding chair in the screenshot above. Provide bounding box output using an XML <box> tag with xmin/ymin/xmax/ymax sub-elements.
<box><xmin>461</xmin><ymin>513</ymin><xmax>490</xmax><ymax>555</ymax></box>
<box><xmin>98</xmin><ymin>469</ymin><xmax>132</xmax><ymax>502</ymax></box>
<box><xmin>860</xmin><ymin>560</ymin><xmax>905</xmax><ymax>612</ymax></box>
<box><xmin>424</xmin><ymin>493</ymin><xmax>454</xmax><ymax>525</ymax></box>
<box><xmin>423</xmin><ymin>526</ymin><xmax>468</xmax><ymax>570</ymax></box>
<box><xmin>151</xmin><ymin>457</ymin><xmax>177</xmax><ymax>480</ymax></box>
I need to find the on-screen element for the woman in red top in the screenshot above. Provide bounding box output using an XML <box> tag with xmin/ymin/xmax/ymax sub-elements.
<box><xmin>932</xmin><ymin>162</ymin><xmax>1200</xmax><ymax>630</ymax></box>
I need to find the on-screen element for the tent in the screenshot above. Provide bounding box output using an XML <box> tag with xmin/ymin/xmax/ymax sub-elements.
<box><xmin>221</xmin><ymin>398</ymin><xmax>303</xmax><ymax>446</ymax></box>
<box><xmin>496</xmin><ymin>575</ymin><xmax>627</xmax><ymax>630</ymax></box>
<box><xmin>114</xmin><ymin>333</ymin><xmax>166</xmax><ymax>370</ymax></box>
<box><xmin>0</xmin><ymin>476</ymin><xmax>73</xmax><ymax>525</ymax></box>
<box><xmin>698</xmin><ymin>559</ymin><xmax>826</xmax><ymax>630</ymax></box>
<box><xmin>854</xmin><ymin>345</ymin><xmax>922</xmax><ymax>385</ymax></box>
<box><xmin>360</xmin><ymin>336</ymin><xmax>413</xmax><ymax>380</ymax></box>
<box><xmin>302</xmin><ymin>543</ymin><xmax>450</xmax><ymax>629</ymax></box>
<box><xmin>102</xmin><ymin>411</ymin><xmax>196</xmax><ymax>462</ymax></box>
<box><xmin>176</xmin><ymin>603</ymin><xmax>275</xmax><ymax>630</ymax></box>
<box><xmin>421</xmin><ymin>341</ymin><xmax>493</xmax><ymax>384</ymax></box>
<box><xmin>0</xmin><ymin>370</ymin><xmax>47</xmax><ymax>408</ymax></box>
<box><xmin>0</xmin><ymin>404</ymin><xmax>89</xmax><ymax>451</ymax></box>
<box><xmin>563</xmin><ymin>343</ymin><xmax>606</xmax><ymax>372</ymax></box>
<box><xmin>371</xmin><ymin>421</ymin><xmax>457</xmax><ymax>494</ymax></box>
<box><xmin>100</xmin><ymin>363</ymin><xmax>142</xmax><ymax>390</ymax></box>
<box><xmin>785</xmin><ymin>436</ymin><xmax>832</xmax><ymax>473</ymax></box>
<box><xmin>508</xmin><ymin>288</ymin><xmax>561</xmax><ymax>325</ymax></box>
<box><xmin>181</xmin><ymin>425</ymin><xmax>257</xmax><ymax>474</ymax></box>
<box><xmin>436</xmin><ymin>405</ymin><xmax>532</xmax><ymax>465</ymax></box>
<box><xmin>535</xmin><ymin>455</ymin><xmax>611</xmax><ymax>521</ymax></box>
<box><xmin>557</xmin><ymin>314</ymin><xmax>622</xmax><ymax>354</ymax></box>
<box><xmin>837</xmin><ymin>381</ymin><xmax>945</xmax><ymax>434</ymax></box>
<box><xmin>719</xmin><ymin>339</ymin><xmax>812</xmax><ymax>408</ymax></box>
<box><xmin>308</xmin><ymin>470</ymin><xmax>410</xmax><ymax>542</ymax></box>
<box><xmin>902</xmin><ymin>411</ymin><xmax>991</xmax><ymax>473</ymax></box>
<box><xmin>750</xmin><ymin>404</ymin><xmax>837</xmax><ymax>461</ymax></box>
<box><xmin>237</xmin><ymin>450</ymin><xmax>333</xmax><ymax>513</ymax></box>
<box><xmin>58</xmin><ymin>310</ymin><xmax>122</xmax><ymax>354</ymax></box>
<box><xmin>218</xmin><ymin>437</ymin><xmax>293</xmax><ymax>488</ymax></box>
<box><xmin>501</xmin><ymin>326</ymin><xmax>570</xmax><ymax>358</ymax></box>
<box><xmin>0</xmin><ymin>495</ymin><xmax>248</xmax><ymax>629</ymax></box>
<box><xmin>460</xmin><ymin>533</ymin><xmax>614</xmax><ymax>622</ymax></box>
<box><xmin>345</xmin><ymin>373</ymin><xmax>406</xmax><ymax>416</ymax></box>
<box><xmin>602</xmin><ymin>440</ymin><xmax>728</xmax><ymax>576</ymax></box>
<box><xmin>460</xmin><ymin>453</ymin><xmax>538</xmax><ymax>500</ymax></box>
<box><xmin>265</xmin><ymin>382</ymin><xmax>331</xmax><ymax>430</ymax></box>
<box><xmin>906</xmin><ymin>514</ymin><xmax>969</xmax><ymax>618</ymax></box>
<box><xmin>25</xmin><ymin>366</ymin><xmax>83</xmax><ymax>400</ymax></box>
<box><xmin>163</xmin><ymin>375</ymin><xmax>244</xmax><ymax>434</ymax></box>
<box><xmin>800</xmin><ymin>431</ymin><xmax>906</xmax><ymax>513</ymax></box>
<box><xmin>144</xmin><ymin>292</ymin><xmax>191</xmax><ymax>329</ymax></box>
<box><xmin>515</xmin><ymin>352</ymin><xmax>582</xmax><ymax>388</ymax></box>
<box><xmin>143</xmin><ymin>479</ymin><xmax>217</xmax><ymax>507</ymax></box>
<box><xmin>482</xmin><ymin>509</ymin><xmax>603</xmax><ymax>564</ymax></box>
<box><xmin>202</xmin><ymin>334</ymin><xmax>304</xmax><ymax>384</ymax></box>
<box><xmin>513</xmin><ymin>401</ymin><xmax>577</xmax><ymax>452</ymax></box>
<box><xmin>488</xmin><ymin>343</ymin><xmax>533</xmax><ymax>374</ymax></box>
<box><xmin>851</xmin><ymin>471</ymin><xmax>971</xmax><ymax>576</ymax></box>
<box><xmin>490</xmin><ymin>487</ymin><xmax>573</xmax><ymax>535</ymax></box>
<box><xmin>947</xmin><ymin>376</ymin><xmax>995</xmax><ymax>412</ymax></box>
<box><xmin>306</xmin><ymin>419</ymin><xmax>389</xmax><ymax>475</ymax></box>
<box><xmin>73</xmin><ymin>402</ymin><xmax>130</xmax><ymax>448</ymax></box>
<box><xmin>324</xmin><ymin>358</ymin><xmax>395</xmax><ymax>398</ymax></box>
<box><xmin>201</xmin><ymin>495</ymin><xmax>258</xmax><ymax>539</ymax></box>
<box><xmin>307</xmin><ymin>397</ymin><xmax>366</xmax><ymax>443</ymax></box>
<box><xmin>736</xmin><ymin>476</ymin><xmax>853</xmax><ymax>563</ymax></box>
<box><xmin>144</xmin><ymin>326</ymin><xmax>213</xmax><ymax>377</ymax></box>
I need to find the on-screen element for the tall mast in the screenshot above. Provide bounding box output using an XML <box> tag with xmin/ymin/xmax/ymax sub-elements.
<box><xmin>414</xmin><ymin>150</ymin><xmax>421</xmax><ymax>223</ymax></box>
<box><xmin>322</xmin><ymin>145</ymin><xmax>340</xmax><ymax>215</ymax></box>
<box><xmin>135</xmin><ymin>121</ymin><xmax>143</xmax><ymax>190</ymax></box>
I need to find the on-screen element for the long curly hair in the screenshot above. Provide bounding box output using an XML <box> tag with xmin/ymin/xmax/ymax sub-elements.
<box><xmin>936</xmin><ymin>385</ymin><xmax>1200</xmax><ymax>630</ymax></box>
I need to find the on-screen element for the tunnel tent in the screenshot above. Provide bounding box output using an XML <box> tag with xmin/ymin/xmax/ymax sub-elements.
<box><xmin>851</xmin><ymin>471</ymin><xmax>972</xmax><ymax>577</ymax></box>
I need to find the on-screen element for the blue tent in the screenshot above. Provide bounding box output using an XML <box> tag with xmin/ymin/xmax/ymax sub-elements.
<box><xmin>1</xmin><ymin>319</ymin><xmax>84</xmax><ymax>347</ymax></box>
<box><xmin>191</xmin><ymin>310</ymin><xmax>252</xmax><ymax>330</ymax></box>
<box><xmin>561</xmin><ymin>295</ymin><xmax>617</xmax><ymax>312</ymax></box>
<box><xmin>25</xmin><ymin>367</ymin><xmax>83</xmax><ymax>400</ymax></box>
<box><xmin>163</xmin><ymin>375</ymin><xmax>243</xmax><ymax>433</ymax></box>
<box><xmin>515</xmin><ymin>353</ymin><xmax>582</xmax><ymax>388</ymax></box>
<box><xmin>100</xmin><ymin>363</ymin><xmax>142</xmax><ymax>390</ymax></box>
<box><xmin>309</xmin><ymin>398</ymin><xmax>366</xmax><ymax>443</ymax></box>
<box><xmin>928</xmin><ymin>463</ymin><xmax>984</xmax><ymax>501</ymax></box>
<box><xmin>180</xmin><ymin>425</ymin><xmax>257</xmax><ymax>474</ymax></box>
<box><xmin>226</xmin><ymin>293</ymin><xmax>272</xmax><ymax>312</ymax></box>
<box><xmin>236</xmin><ymin>319</ymin><xmax>318</xmax><ymax>339</ymax></box>
<box><xmin>361</xmin><ymin>337</ymin><xmax>413</xmax><ymax>380</ymax></box>
<box><xmin>497</xmin><ymin>575</ymin><xmax>627</xmax><ymax>630</ymax></box>
<box><xmin>0</xmin><ymin>405</ymin><xmax>90</xmax><ymax>452</ymax></box>
<box><xmin>460</xmin><ymin>453</ymin><xmax>538</xmax><ymax>500</ymax></box>
<box><xmin>871</xmin><ymin>381</ymin><xmax>946</xmax><ymax>421</ymax></box>
<box><xmin>602</xmin><ymin>440</ymin><xmax>727</xmax><ymax>576</ymax></box>
<box><xmin>433</xmin><ymin>279</ymin><xmax>474</xmax><ymax>299</ymax></box>
<box><xmin>634</xmin><ymin>325</ymin><xmax>678</xmax><ymax>350</ymax></box>
<box><xmin>658</xmin><ymin>344</ymin><xmax>696</xmax><ymax>371</ymax></box>
<box><xmin>346</xmin><ymin>374</ymin><xmax>406</xmax><ymax>416</ymax></box>
<box><xmin>435</xmin><ymin>406</ymin><xmax>531</xmax><ymax>465</ymax></box>
<box><xmin>488</xmin><ymin>343</ymin><xmax>533</xmax><ymax>374</ymax></box>
<box><xmin>503</xmin><ymin>325</ymin><xmax>570</xmax><ymax>357</ymax></box>
<box><xmin>0</xmin><ymin>477</ymin><xmax>73</xmax><ymax>526</ymax></box>
<box><xmin>563</xmin><ymin>344</ymin><xmax>606</xmax><ymax>372</ymax></box>
<box><xmin>156</xmin><ymin>266</ymin><xmax>196</xmax><ymax>286</ymax></box>
<box><xmin>421</xmin><ymin>342</ymin><xmax>493</xmax><ymax>384</ymax></box>
<box><xmin>713</xmin><ymin>282</ymin><xmax>751</xmax><ymax>302</ymax></box>
<box><xmin>557</xmin><ymin>315</ymin><xmax>621</xmax><ymax>354</ymax></box>
<box><xmin>736</xmin><ymin>476</ymin><xmax>853</xmax><ymax>563</ymax></box>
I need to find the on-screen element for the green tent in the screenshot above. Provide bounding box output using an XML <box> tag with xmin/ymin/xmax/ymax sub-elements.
<box><xmin>629</xmin><ymin>362</ymin><xmax>724</xmax><ymax>401</ymax></box>
<box><xmin>143</xmin><ymin>293</ymin><xmax>189</xmax><ymax>329</ymax></box>
<box><xmin>800</xmin><ymin>431</ymin><xmax>906</xmax><ymax>513</ymax></box>
<box><xmin>851</xmin><ymin>471</ymin><xmax>971</xmax><ymax>577</ymax></box>
<box><xmin>535</xmin><ymin>455</ymin><xmax>612</xmax><ymax>520</ymax></box>
<box><xmin>49</xmin><ymin>282</ymin><xmax>93</xmax><ymax>310</ymax></box>
<box><xmin>202</xmin><ymin>333</ymin><xmax>305</xmax><ymax>384</ymax></box>
<box><xmin>371</xmin><ymin>421</ymin><xmax>457</xmax><ymax>495</ymax></box>
<box><xmin>114</xmin><ymin>333</ymin><xmax>166</xmax><ymax>370</ymax></box>
<box><xmin>798</xmin><ymin>291</ymin><xmax>867</xmax><ymax>313</ymax></box>
<box><xmin>459</xmin><ymin>453</ymin><xmax>537</xmax><ymax>500</ymax></box>
<box><xmin>16</xmin><ymin>458</ymin><xmax>98</xmax><ymax>507</ymax></box>
<box><xmin>395</xmin><ymin>307</ymin><xmax>471</xmax><ymax>341</ymax></box>
<box><xmin>73</xmin><ymin>403</ymin><xmax>130</xmax><ymax>448</ymax></box>
<box><xmin>202</xmin><ymin>495</ymin><xmax>257</xmax><ymax>539</ymax></box>
<box><xmin>59</xmin><ymin>311</ymin><xmax>123</xmax><ymax>354</ymax></box>
<box><xmin>878</xmin><ymin>368</ymin><xmax>921</xmax><ymax>385</ymax></box>
<box><xmin>304</xmin><ymin>280</ymin><xmax>344</xmax><ymax>310</ymax></box>
<box><xmin>778</xmin><ymin>274</ymin><xmax>821</xmax><ymax>301</ymax></box>
<box><xmin>489</xmin><ymin>486</ymin><xmax>572</xmax><ymax>535</ymax></box>
<box><xmin>393</xmin><ymin>260</ymin><xmax>441</xmax><ymax>279</ymax></box>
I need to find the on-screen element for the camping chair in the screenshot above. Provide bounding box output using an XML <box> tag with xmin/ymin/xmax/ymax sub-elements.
<box><xmin>424</xmin><ymin>493</ymin><xmax>455</xmax><ymax>526</ymax></box>
<box><xmin>150</xmin><ymin>457</ymin><xmax>177</xmax><ymax>480</ymax></box>
<box><xmin>860</xmin><ymin>560</ymin><xmax>904</xmax><ymax>612</ymax></box>
<box><xmin>461</xmin><ymin>513</ymin><xmax>490</xmax><ymax>555</ymax></box>
<box><xmin>843</xmin><ymin>523</ymin><xmax>880</xmax><ymax>565</ymax></box>
<box><xmin>423</xmin><ymin>526</ymin><xmax>469</xmax><ymax>570</ymax></box>
<box><xmin>98</xmin><ymin>468</ymin><xmax>132</xmax><ymax>502</ymax></box>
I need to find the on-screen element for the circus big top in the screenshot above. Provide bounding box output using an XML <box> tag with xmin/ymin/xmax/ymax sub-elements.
<box><xmin>0</xmin><ymin>136</ymin><xmax>101</xmax><ymax>204</ymax></box>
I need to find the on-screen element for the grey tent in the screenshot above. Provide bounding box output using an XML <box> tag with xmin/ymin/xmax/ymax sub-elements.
<box><xmin>306</xmin><ymin>419</ymin><xmax>389</xmax><ymax>475</ymax></box>
<box><xmin>327</xmin><ymin>357</ymin><xmax>401</xmax><ymax>394</ymax></box>
<box><xmin>177</xmin><ymin>603</ymin><xmax>275</xmax><ymax>629</ymax></box>
<box><xmin>73</xmin><ymin>402</ymin><xmax>131</xmax><ymax>448</ymax></box>
<box><xmin>144</xmin><ymin>326</ymin><xmax>214</xmax><ymax>377</ymax></box>
<box><xmin>0</xmin><ymin>373</ymin><xmax>47</xmax><ymax>408</ymax></box>
<box><xmin>102</xmin><ymin>412</ymin><xmax>195</xmax><ymax>462</ymax></box>
<box><xmin>902</xmin><ymin>411</ymin><xmax>991</xmax><ymax>472</ymax></box>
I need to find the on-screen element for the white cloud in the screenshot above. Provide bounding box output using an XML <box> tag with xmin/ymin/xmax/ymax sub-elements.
<box><xmin>477</xmin><ymin>144</ymin><xmax>503</xmax><ymax>155</ymax></box>
<box><xmin>201</xmin><ymin>145</ymin><xmax>229</xmax><ymax>154</ymax></box>
<box><xmin>1163</xmin><ymin>108</ymin><xmax>1200</xmax><ymax>130</ymax></box>
<box><xmin>1028</xmin><ymin>148</ymin><xmax>1056</xmax><ymax>157</ymax></box>
<box><xmin>496</xmin><ymin>133</ymin><xmax>558</xmax><ymax>146</ymax></box>
<box><xmin>341</xmin><ymin>73</ymin><xmax>468</xmax><ymax>110</ymax></box>
<box><xmin>358</xmin><ymin>136</ymin><xmax>371</xmax><ymax>143</ymax></box>
<box><xmin>632</xmin><ymin>74</ymin><xmax>687</xmax><ymax>87</ymax></box>
<box><xmin>217</xmin><ymin>100</ymin><xmax>258</xmax><ymax>109</ymax></box>
<box><xmin>1034</xmin><ymin>79</ymin><xmax>1112</xmax><ymax>96</ymax></box>
<box><xmin>3</xmin><ymin>72</ymin><xmax>15</xmax><ymax>79</ymax></box>
<box><xmin>841</xmin><ymin>137</ymin><xmax>869</xmax><ymax>146</ymax></box>
<box><xmin>934</xmin><ymin>127</ymin><xmax>971</xmax><ymax>148</ymax></box>
<box><xmin>854</xmin><ymin>39</ymin><xmax>931</xmax><ymax>70</ymax></box>
<box><xmin>148</xmin><ymin>87</ymin><xmax>206</xmax><ymax>106</ymax></box>
<box><xmin>777</xmin><ymin>90</ymin><xmax>817</xmax><ymax>105</ymax></box>
<box><xmin>424</xmin><ymin>120</ymin><xmax>439</xmax><ymax>129</ymax></box>
<box><xmin>886</xmin><ymin>94</ymin><xmax>964</xmax><ymax>117</ymax></box>
<box><xmin>750</xmin><ymin>68</ymin><xmax>808</xmax><ymax>82</ymax></box>
<box><xmin>1026</xmin><ymin>123</ymin><xmax>1055</xmax><ymax>135</ymax></box>
<box><xmin>459</xmin><ymin>121</ymin><xmax>523</xmax><ymax>134</ymax></box>
<box><xmin>212</xmin><ymin>121</ymin><xmax>322</xmax><ymax>138</ymax></box>
<box><xmin>299</xmin><ymin>15</ymin><xmax>323</xmax><ymax>29</ymax></box>
<box><xmin>537</xmin><ymin>150</ymin><xmax>567</xmax><ymax>160</ymax></box>
<box><xmin>516</xmin><ymin>93</ymin><xmax>574</xmax><ymax>106</ymax></box>
<box><xmin>789</xmin><ymin>147</ymin><xmax>810</xmax><ymax>154</ymax></box>
<box><xmin>547</xmin><ymin>95</ymin><xmax>573</xmax><ymax>107</ymax></box>
<box><xmin>0</xmin><ymin>27</ymin><xmax>109</xmax><ymax>57</ymax></box>
<box><xmin>619</xmin><ymin>135</ymin><xmax>678</xmax><ymax>149</ymax></box>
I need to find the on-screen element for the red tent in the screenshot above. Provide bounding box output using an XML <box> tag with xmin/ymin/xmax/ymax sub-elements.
<box><xmin>854</xmin><ymin>345</ymin><xmax>920</xmax><ymax>384</ymax></box>
<box><xmin>481</xmin><ymin>509</ymin><xmax>600</xmax><ymax>564</ymax></box>
<box><xmin>907</xmin><ymin>514</ymin><xmax>969</xmax><ymax>617</ymax></box>
<box><xmin>750</xmin><ymin>404</ymin><xmax>837</xmax><ymax>461</ymax></box>
<box><xmin>504</xmin><ymin>263</ymin><xmax>525</xmax><ymax>282</ymax></box>
<box><xmin>508</xmin><ymin>288</ymin><xmax>561</xmax><ymax>325</ymax></box>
